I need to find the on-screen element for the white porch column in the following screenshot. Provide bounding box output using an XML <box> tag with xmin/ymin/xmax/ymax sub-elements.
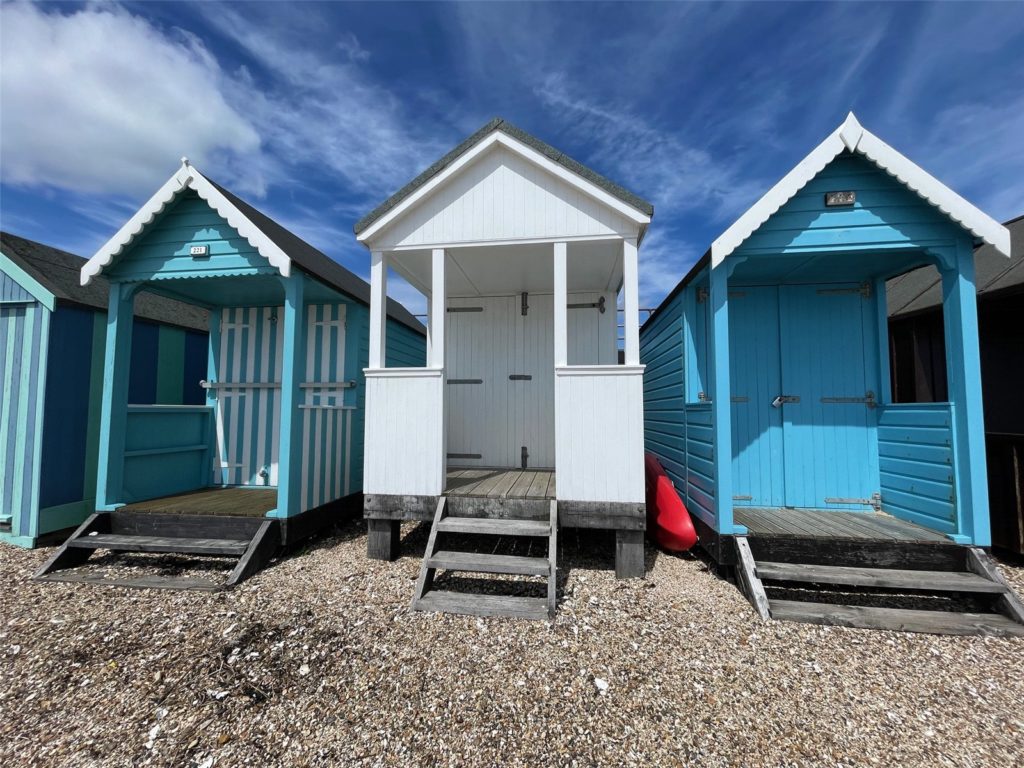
<box><xmin>553</xmin><ymin>241</ymin><xmax>568</xmax><ymax>367</ymax></box>
<box><xmin>622</xmin><ymin>237</ymin><xmax>640</xmax><ymax>365</ymax></box>
<box><xmin>368</xmin><ymin>250</ymin><xmax>387</xmax><ymax>368</ymax></box>
<box><xmin>429</xmin><ymin>248</ymin><xmax>446</xmax><ymax>367</ymax></box>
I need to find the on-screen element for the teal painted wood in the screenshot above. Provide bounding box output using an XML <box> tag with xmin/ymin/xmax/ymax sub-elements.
<box><xmin>683</xmin><ymin>403</ymin><xmax>715</xmax><ymax>527</ymax></box>
<box><xmin>272</xmin><ymin>276</ymin><xmax>306</xmax><ymax>518</ymax></box>
<box><xmin>877</xmin><ymin>404</ymin><xmax>957</xmax><ymax>534</ymax></box>
<box><xmin>641</xmin><ymin>292</ymin><xmax>686</xmax><ymax>482</ymax></box>
<box><xmin>728</xmin><ymin>286</ymin><xmax>783</xmax><ymax>507</ymax></box>
<box><xmin>96</xmin><ymin>282</ymin><xmax>136</xmax><ymax>510</ymax></box>
<box><xmin>121</xmin><ymin>406</ymin><xmax>212</xmax><ymax>502</ymax></box>
<box><xmin>0</xmin><ymin>252</ymin><xmax>55</xmax><ymax>310</ymax></box>
<box><xmin>107</xmin><ymin>190</ymin><xmax>276</xmax><ymax>284</ymax></box>
<box><xmin>386</xmin><ymin>318</ymin><xmax>428</xmax><ymax>368</ymax></box>
<box><xmin>0</xmin><ymin>298</ymin><xmax>50</xmax><ymax>542</ymax></box>
<box><xmin>941</xmin><ymin>241</ymin><xmax>990</xmax><ymax>545</ymax></box>
<box><xmin>734</xmin><ymin>153</ymin><xmax>965</xmax><ymax>259</ymax></box>
<box><xmin>1</xmin><ymin>271</ymin><xmax>36</xmax><ymax>303</ymax></box>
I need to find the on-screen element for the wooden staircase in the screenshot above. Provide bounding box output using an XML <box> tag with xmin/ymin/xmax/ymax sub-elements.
<box><xmin>411</xmin><ymin>497</ymin><xmax>558</xmax><ymax>620</ymax></box>
<box><xmin>34</xmin><ymin>511</ymin><xmax>279</xmax><ymax>590</ymax></box>
<box><xmin>734</xmin><ymin>536</ymin><xmax>1024</xmax><ymax>636</ymax></box>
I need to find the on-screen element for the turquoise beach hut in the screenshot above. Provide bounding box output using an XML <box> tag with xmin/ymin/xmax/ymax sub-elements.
<box><xmin>1</xmin><ymin>232</ymin><xmax>207</xmax><ymax>548</ymax></box>
<box><xmin>37</xmin><ymin>160</ymin><xmax>424</xmax><ymax>588</ymax></box>
<box><xmin>640</xmin><ymin>115</ymin><xmax>1023</xmax><ymax>634</ymax></box>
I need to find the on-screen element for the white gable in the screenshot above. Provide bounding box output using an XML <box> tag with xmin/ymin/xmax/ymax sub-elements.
<box><xmin>363</xmin><ymin>135</ymin><xmax>647</xmax><ymax>250</ymax></box>
<box><xmin>711</xmin><ymin>113</ymin><xmax>1012</xmax><ymax>267</ymax></box>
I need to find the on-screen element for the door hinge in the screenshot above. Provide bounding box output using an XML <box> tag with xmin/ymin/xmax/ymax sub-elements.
<box><xmin>696</xmin><ymin>287</ymin><xmax>708</xmax><ymax>304</ymax></box>
<box><xmin>521</xmin><ymin>446</ymin><xmax>529</xmax><ymax>469</ymax></box>
<box><xmin>521</xmin><ymin>291</ymin><xmax>529</xmax><ymax>316</ymax></box>
<box><xmin>816</xmin><ymin>282</ymin><xmax>872</xmax><ymax>299</ymax></box>
<box><xmin>820</xmin><ymin>391</ymin><xmax>876</xmax><ymax>408</ymax></box>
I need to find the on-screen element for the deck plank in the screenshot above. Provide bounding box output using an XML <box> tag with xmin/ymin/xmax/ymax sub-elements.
<box><xmin>117</xmin><ymin>488</ymin><xmax>276</xmax><ymax>517</ymax></box>
<box><xmin>738</xmin><ymin>507</ymin><xmax>949</xmax><ymax>542</ymax></box>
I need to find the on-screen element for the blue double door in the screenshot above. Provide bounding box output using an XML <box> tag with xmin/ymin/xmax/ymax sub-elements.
<box><xmin>728</xmin><ymin>284</ymin><xmax>877</xmax><ymax>510</ymax></box>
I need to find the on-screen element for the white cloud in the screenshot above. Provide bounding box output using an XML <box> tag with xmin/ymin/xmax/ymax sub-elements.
<box><xmin>0</xmin><ymin>2</ymin><xmax>260</xmax><ymax>197</ymax></box>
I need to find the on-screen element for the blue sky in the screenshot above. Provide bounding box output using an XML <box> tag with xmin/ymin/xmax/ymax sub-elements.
<box><xmin>1</xmin><ymin>1</ymin><xmax>1022</xmax><ymax>312</ymax></box>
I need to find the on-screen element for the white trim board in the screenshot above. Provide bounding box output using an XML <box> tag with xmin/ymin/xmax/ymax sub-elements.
<box><xmin>710</xmin><ymin>113</ymin><xmax>1012</xmax><ymax>268</ymax></box>
<box><xmin>80</xmin><ymin>160</ymin><xmax>292</xmax><ymax>286</ymax></box>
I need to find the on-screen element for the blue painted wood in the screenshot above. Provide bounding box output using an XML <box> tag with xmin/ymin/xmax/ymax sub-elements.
<box><xmin>183</xmin><ymin>330</ymin><xmax>208</xmax><ymax>405</ymax></box>
<box><xmin>779</xmin><ymin>285</ymin><xmax>874</xmax><ymax>509</ymax></box>
<box><xmin>941</xmin><ymin>241</ymin><xmax>990</xmax><ymax>545</ymax></box>
<box><xmin>38</xmin><ymin>306</ymin><xmax>95</xmax><ymax>510</ymax></box>
<box><xmin>728</xmin><ymin>287</ymin><xmax>783</xmax><ymax>507</ymax></box>
<box><xmin>128</xmin><ymin>319</ymin><xmax>160</xmax><ymax>404</ymax></box>
<box><xmin>272</xmin><ymin>276</ymin><xmax>306</xmax><ymax>518</ymax></box>
<box><xmin>708</xmin><ymin>264</ymin><xmax>736</xmax><ymax>534</ymax></box>
<box><xmin>96</xmin><ymin>282</ymin><xmax>136</xmax><ymax>510</ymax></box>
<box><xmin>734</xmin><ymin>153</ymin><xmax>964</xmax><ymax>257</ymax></box>
<box><xmin>0</xmin><ymin>271</ymin><xmax>35</xmax><ymax>303</ymax></box>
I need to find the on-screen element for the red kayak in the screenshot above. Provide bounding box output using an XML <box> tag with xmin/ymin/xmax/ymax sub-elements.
<box><xmin>644</xmin><ymin>453</ymin><xmax>698</xmax><ymax>552</ymax></box>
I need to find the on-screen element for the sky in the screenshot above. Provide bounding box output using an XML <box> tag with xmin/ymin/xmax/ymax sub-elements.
<box><xmin>1</xmin><ymin>1</ymin><xmax>1022</xmax><ymax>313</ymax></box>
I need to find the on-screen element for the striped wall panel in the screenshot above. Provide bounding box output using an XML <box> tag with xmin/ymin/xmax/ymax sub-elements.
<box><xmin>0</xmin><ymin>302</ymin><xmax>49</xmax><ymax>539</ymax></box>
<box><xmin>214</xmin><ymin>302</ymin><xmax>384</xmax><ymax>513</ymax></box>
<box><xmin>1</xmin><ymin>271</ymin><xmax>35</xmax><ymax>303</ymax></box>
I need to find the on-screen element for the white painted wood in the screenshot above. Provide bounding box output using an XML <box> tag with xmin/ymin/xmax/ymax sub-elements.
<box><xmin>622</xmin><ymin>238</ymin><xmax>640</xmax><ymax>365</ymax></box>
<box><xmin>429</xmin><ymin>248</ymin><xmax>446</xmax><ymax>368</ymax></box>
<box><xmin>368</xmin><ymin>250</ymin><xmax>386</xmax><ymax>368</ymax></box>
<box><xmin>711</xmin><ymin>112</ymin><xmax>1011</xmax><ymax>266</ymax></box>
<box><xmin>357</xmin><ymin>131</ymin><xmax>650</xmax><ymax>246</ymax></box>
<box><xmin>553</xmin><ymin>242</ymin><xmax>568</xmax><ymax>368</ymax></box>
<box><xmin>554</xmin><ymin>366</ymin><xmax>645</xmax><ymax>503</ymax></box>
<box><xmin>363</xmin><ymin>368</ymin><xmax>445</xmax><ymax>495</ymax></box>
<box><xmin>370</xmin><ymin>145</ymin><xmax>641</xmax><ymax>250</ymax></box>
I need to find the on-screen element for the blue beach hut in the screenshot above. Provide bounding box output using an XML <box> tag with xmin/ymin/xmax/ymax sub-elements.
<box><xmin>1</xmin><ymin>232</ymin><xmax>207</xmax><ymax>548</ymax></box>
<box><xmin>36</xmin><ymin>160</ymin><xmax>424</xmax><ymax>589</ymax></box>
<box><xmin>640</xmin><ymin>115</ymin><xmax>1023</xmax><ymax>634</ymax></box>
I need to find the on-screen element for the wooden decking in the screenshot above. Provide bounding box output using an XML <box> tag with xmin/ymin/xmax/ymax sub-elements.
<box><xmin>117</xmin><ymin>487</ymin><xmax>277</xmax><ymax>517</ymax></box>
<box><xmin>445</xmin><ymin>469</ymin><xmax>555</xmax><ymax>500</ymax></box>
<box><xmin>735</xmin><ymin>507</ymin><xmax>949</xmax><ymax>542</ymax></box>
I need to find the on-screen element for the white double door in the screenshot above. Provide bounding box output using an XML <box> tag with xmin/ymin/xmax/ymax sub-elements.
<box><xmin>445</xmin><ymin>295</ymin><xmax>555</xmax><ymax>469</ymax></box>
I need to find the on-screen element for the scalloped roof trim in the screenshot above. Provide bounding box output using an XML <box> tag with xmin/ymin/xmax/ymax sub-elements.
<box><xmin>710</xmin><ymin>113</ymin><xmax>1011</xmax><ymax>267</ymax></box>
<box><xmin>81</xmin><ymin>163</ymin><xmax>292</xmax><ymax>286</ymax></box>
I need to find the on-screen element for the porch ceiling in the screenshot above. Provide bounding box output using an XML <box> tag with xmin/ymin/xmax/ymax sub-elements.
<box><xmin>729</xmin><ymin>249</ymin><xmax>936</xmax><ymax>285</ymax></box>
<box><xmin>389</xmin><ymin>239</ymin><xmax>624</xmax><ymax>298</ymax></box>
<box><xmin>135</xmin><ymin>272</ymin><xmax>345</xmax><ymax>309</ymax></box>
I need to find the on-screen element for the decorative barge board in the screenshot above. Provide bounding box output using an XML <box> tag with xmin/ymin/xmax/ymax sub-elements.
<box><xmin>1</xmin><ymin>232</ymin><xmax>208</xmax><ymax>549</ymax></box>
<box><xmin>355</xmin><ymin>118</ymin><xmax>652</xmax><ymax>615</ymax></box>
<box><xmin>36</xmin><ymin>160</ymin><xmax>424</xmax><ymax>590</ymax></box>
<box><xmin>639</xmin><ymin>113</ymin><xmax>1019</xmax><ymax>633</ymax></box>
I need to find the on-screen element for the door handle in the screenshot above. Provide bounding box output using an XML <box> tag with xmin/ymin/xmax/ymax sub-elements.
<box><xmin>771</xmin><ymin>395</ymin><xmax>800</xmax><ymax>407</ymax></box>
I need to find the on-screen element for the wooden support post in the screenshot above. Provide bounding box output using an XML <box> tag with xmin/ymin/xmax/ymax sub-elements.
<box><xmin>275</xmin><ymin>276</ymin><xmax>306</xmax><ymax>519</ymax></box>
<box><xmin>942</xmin><ymin>241</ymin><xmax>990</xmax><ymax>546</ymax></box>
<box><xmin>615</xmin><ymin>529</ymin><xmax>645</xmax><ymax>579</ymax></box>
<box><xmin>622</xmin><ymin>238</ymin><xmax>640</xmax><ymax>365</ymax></box>
<box><xmin>553</xmin><ymin>242</ymin><xmax>568</xmax><ymax>367</ymax></box>
<box><xmin>206</xmin><ymin>308</ymin><xmax>223</xmax><ymax>485</ymax></box>
<box><xmin>96</xmin><ymin>281</ymin><xmax>136</xmax><ymax>510</ymax></box>
<box><xmin>708</xmin><ymin>263</ymin><xmax>735</xmax><ymax>535</ymax></box>
<box><xmin>429</xmin><ymin>248</ymin><xmax>445</xmax><ymax>368</ymax></box>
<box><xmin>368</xmin><ymin>250</ymin><xmax>387</xmax><ymax>368</ymax></box>
<box><xmin>367</xmin><ymin>519</ymin><xmax>400</xmax><ymax>561</ymax></box>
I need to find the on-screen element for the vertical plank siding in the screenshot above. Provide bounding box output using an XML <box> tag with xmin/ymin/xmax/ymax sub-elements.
<box><xmin>1</xmin><ymin>271</ymin><xmax>36</xmax><ymax>303</ymax></box>
<box><xmin>0</xmin><ymin>301</ymin><xmax>49</xmax><ymax>541</ymax></box>
<box><xmin>877</xmin><ymin>404</ymin><xmax>957</xmax><ymax>535</ymax></box>
<box><xmin>554</xmin><ymin>368</ymin><xmax>645</xmax><ymax>503</ymax></box>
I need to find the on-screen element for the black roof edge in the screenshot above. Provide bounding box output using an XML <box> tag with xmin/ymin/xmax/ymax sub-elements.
<box><xmin>640</xmin><ymin>249</ymin><xmax>712</xmax><ymax>334</ymax></box>
<box><xmin>354</xmin><ymin>117</ymin><xmax>654</xmax><ymax>235</ymax></box>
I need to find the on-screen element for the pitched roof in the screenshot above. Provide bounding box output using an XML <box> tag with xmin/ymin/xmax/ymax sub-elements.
<box><xmin>353</xmin><ymin>117</ymin><xmax>654</xmax><ymax>236</ymax></box>
<box><xmin>1</xmin><ymin>231</ymin><xmax>208</xmax><ymax>332</ymax></box>
<box><xmin>80</xmin><ymin>161</ymin><xmax>423</xmax><ymax>334</ymax></box>
<box><xmin>711</xmin><ymin>113</ymin><xmax>1011</xmax><ymax>267</ymax></box>
<box><xmin>888</xmin><ymin>214</ymin><xmax>1024</xmax><ymax>317</ymax></box>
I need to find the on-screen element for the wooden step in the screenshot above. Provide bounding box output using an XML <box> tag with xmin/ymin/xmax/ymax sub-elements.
<box><xmin>68</xmin><ymin>533</ymin><xmax>249</xmax><ymax>556</ymax></box>
<box><xmin>35</xmin><ymin>572</ymin><xmax>223</xmax><ymax>591</ymax></box>
<box><xmin>757</xmin><ymin>561</ymin><xmax>1007</xmax><ymax>594</ymax></box>
<box><xmin>770</xmin><ymin>600</ymin><xmax>1024</xmax><ymax>637</ymax></box>
<box><xmin>427</xmin><ymin>550</ymin><xmax>550</xmax><ymax>576</ymax></box>
<box><xmin>414</xmin><ymin>590</ymin><xmax>549</xmax><ymax>620</ymax></box>
<box><xmin>436</xmin><ymin>517</ymin><xmax>549</xmax><ymax>537</ymax></box>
